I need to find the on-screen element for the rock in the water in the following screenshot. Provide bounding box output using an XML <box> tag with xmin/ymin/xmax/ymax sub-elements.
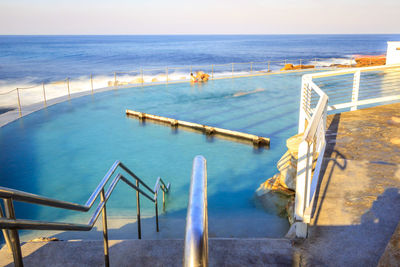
<box><xmin>281</xmin><ymin>64</ymin><xmax>315</xmax><ymax>71</ymax></box>
<box><xmin>255</xmin><ymin>174</ymin><xmax>294</xmax><ymax>216</ymax></box>
<box><xmin>286</xmin><ymin>133</ymin><xmax>304</xmax><ymax>158</ymax></box>
<box><xmin>277</xmin><ymin>151</ymin><xmax>297</xmax><ymax>190</ymax></box>
<box><xmin>130</xmin><ymin>77</ymin><xmax>144</xmax><ymax>84</ymax></box>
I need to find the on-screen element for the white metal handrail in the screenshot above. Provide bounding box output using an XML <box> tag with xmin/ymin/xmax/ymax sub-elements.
<box><xmin>295</xmin><ymin>63</ymin><xmax>400</xmax><ymax>238</ymax></box>
<box><xmin>183</xmin><ymin>155</ymin><xmax>208</xmax><ymax>267</ymax></box>
<box><xmin>0</xmin><ymin>160</ymin><xmax>170</xmax><ymax>267</ymax></box>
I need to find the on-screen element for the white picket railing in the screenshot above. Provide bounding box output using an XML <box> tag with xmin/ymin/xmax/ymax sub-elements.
<box><xmin>294</xmin><ymin>63</ymin><xmax>400</xmax><ymax>238</ymax></box>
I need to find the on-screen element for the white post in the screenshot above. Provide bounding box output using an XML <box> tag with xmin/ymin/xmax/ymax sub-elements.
<box><xmin>351</xmin><ymin>70</ymin><xmax>361</xmax><ymax>111</ymax></box>
<box><xmin>295</xmin><ymin>140</ymin><xmax>311</xmax><ymax>238</ymax></box>
<box><xmin>298</xmin><ymin>76</ymin><xmax>310</xmax><ymax>133</ymax></box>
<box><xmin>305</xmin><ymin>142</ymin><xmax>314</xmax><ymax>207</ymax></box>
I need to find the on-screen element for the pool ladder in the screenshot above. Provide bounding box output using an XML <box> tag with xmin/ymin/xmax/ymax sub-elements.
<box><xmin>0</xmin><ymin>160</ymin><xmax>170</xmax><ymax>267</ymax></box>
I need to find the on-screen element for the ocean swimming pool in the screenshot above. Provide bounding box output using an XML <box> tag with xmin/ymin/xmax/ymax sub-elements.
<box><xmin>0</xmin><ymin>72</ymin><xmax>312</xmax><ymax>241</ymax></box>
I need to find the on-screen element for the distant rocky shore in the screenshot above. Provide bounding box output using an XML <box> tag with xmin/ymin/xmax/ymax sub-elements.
<box><xmin>281</xmin><ymin>55</ymin><xmax>386</xmax><ymax>71</ymax></box>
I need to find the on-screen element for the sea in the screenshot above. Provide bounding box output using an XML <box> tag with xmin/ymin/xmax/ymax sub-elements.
<box><xmin>0</xmin><ymin>34</ymin><xmax>399</xmax><ymax>90</ymax></box>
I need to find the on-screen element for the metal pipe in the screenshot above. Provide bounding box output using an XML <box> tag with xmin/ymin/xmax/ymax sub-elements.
<box><xmin>42</xmin><ymin>83</ymin><xmax>47</xmax><ymax>107</ymax></box>
<box><xmin>90</xmin><ymin>74</ymin><xmax>94</xmax><ymax>95</ymax></box>
<box><xmin>155</xmin><ymin>194</ymin><xmax>159</xmax><ymax>232</ymax></box>
<box><xmin>250</xmin><ymin>62</ymin><xmax>253</xmax><ymax>73</ymax></box>
<box><xmin>100</xmin><ymin>190</ymin><xmax>110</xmax><ymax>267</ymax></box>
<box><xmin>16</xmin><ymin>88</ymin><xmax>22</xmax><ymax>117</ymax></box>
<box><xmin>114</xmin><ymin>72</ymin><xmax>117</xmax><ymax>88</ymax></box>
<box><xmin>267</xmin><ymin>61</ymin><xmax>270</xmax><ymax>72</ymax></box>
<box><xmin>136</xmin><ymin>179</ymin><xmax>141</xmax><ymax>239</ymax></box>
<box><xmin>0</xmin><ymin>204</ymin><xmax>12</xmax><ymax>252</ymax></box>
<box><xmin>211</xmin><ymin>65</ymin><xmax>214</xmax><ymax>79</ymax></box>
<box><xmin>183</xmin><ymin>156</ymin><xmax>208</xmax><ymax>267</ymax></box>
<box><xmin>67</xmin><ymin>78</ymin><xmax>71</xmax><ymax>99</ymax></box>
<box><xmin>162</xmin><ymin>189</ymin><xmax>165</xmax><ymax>212</ymax></box>
<box><xmin>4</xmin><ymin>199</ymin><xmax>23</xmax><ymax>267</ymax></box>
<box><xmin>141</xmin><ymin>68</ymin><xmax>144</xmax><ymax>86</ymax></box>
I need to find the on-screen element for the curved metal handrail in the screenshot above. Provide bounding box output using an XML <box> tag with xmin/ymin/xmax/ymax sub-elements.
<box><xmin>183</xmin><ymin>155</ymin><xmax>208</xmax><ymax>267</ymax></box>
<box><xmin>0</xmin><ymin>161</ymin><xmax>170</xmax><ymax>267</ymax></box>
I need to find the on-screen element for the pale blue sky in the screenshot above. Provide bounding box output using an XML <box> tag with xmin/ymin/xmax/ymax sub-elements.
<box><xmin>0</xmin><ymin>0</ymin><xmax>399</xmax><ymax>34</ymax></box>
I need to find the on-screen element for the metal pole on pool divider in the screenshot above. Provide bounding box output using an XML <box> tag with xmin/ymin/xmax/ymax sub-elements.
<box><xmin>250</xmin><ymin>62</ymin><xmax>253</xmax><ymax>73</ymax></box>
<box><xmin>42</xmin><ymin>82</ymin><xmax>47</xmax><ymax>107</ymax></box>
<box><xmin>114</xmin><ymin>72</ymin><xmax>117</xmax><ymax>88</ymax></box>
<box><xmin>211</xmin><ymin>64</ymin><xmax>214</xmax><ymax>79</ymax></box>
<box><xmin>16</xmin><ymin>88</ymin><xmax>22</xmax><ymax>117</ymax></box>
<box><xmin>267</xmin><ymin>61</ymin><xmax>270</xmax><ymax>72</ymax></box>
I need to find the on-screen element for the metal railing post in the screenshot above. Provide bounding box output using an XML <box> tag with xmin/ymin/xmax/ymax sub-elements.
<box><xmin>136</xmin><ymin>180</ymin><xmax>141</xmax><ymax>239</ymax></box>
<box><xmin>4</xmin><ymin>198</ymin><xmax>23</xmax><ymax>267</ymax></box>
<box><xmin>351</xmin><ymin>70</ymin><xmax>361</xmax><ymax>111</ymax></box>
<box><xmin>90</xmin><ymin>74</ymin><xmax>94</xmax><ymax>95</ymax></box>
<box><xmin>67</xmin><ymin>78</ymin><xmax>71</xmax><ymax>100</ymax></box>
<box><xmin>0</xmin><ymin>204</ymin><xmax>13</xmax><ymax>252</ymax></box>
<box><xmin>190</xmin><ymin>66</ymin><xmax>192</xmax><ymax>74</ymax></box>
<box><xmin>114</xmin><ymin>72</ymin><xmax>117</xmax><ymax>88</ymax></box>
<box><xmin>141</xmin><ymin>68</ymin><xmax>144</xmax><ymax>86</ymax></box>
<box><xmin>183</xmin><ymin>156</ymin><xmax>208</xmax><ymax>267</ymax></box>
<box><xmin>250</xmin><ymin>62</ymin><xmax>253</xmax><ymax>73</ymax></box>
<box><xmin>100</xmin><ymin>189</ymin><xmax>110</xmax><ymax>267</ymax></box>
<box><xmin>155</xmin><ymin>193</ymin><xmax>159</xmax><ymax>232</ymax></box>
<box><xmin>162</xmin><ymin>188</ymin><xmax>166</xmax><ymax>212</ymax></box>
<box><xmin>298</xmin><ymin>76</ymin><xmax>310</xmax><ymax>133</ymax></box>
<box><xmin>42</xmin><ymin>82</ymin><xmax>47</xmax><ymax>107</ymax></box>
<box><xmin>294</xmin><ymin>141</ymin><xmax>310</xmax><ymax>238</ymax></box>
<box><xmin>267</xmin><ymin>61</ymin><xmax>270</xmax><ymax>72</ymax></box>
<box><xmin>16</xmin><ymin>88</ymin><xmax>22</xmax><ymax>118</ymax></box>
<box><xmin>211</xmin><ymin>65</ymin><xmax>214</xmax><ymax>79</ymax></box>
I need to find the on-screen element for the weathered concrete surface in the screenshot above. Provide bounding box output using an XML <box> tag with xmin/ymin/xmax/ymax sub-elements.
<box><xmin>378</xmin><ymin>221</ymin><xmax>400</xmax><ymax>266</ymax></box>
<box><xmin>0</xmin><ymin>238</ymin><xmax>293</xmax><ymax>267</ymax></box>
<box><xmin>295</xmin><ymin>103</ymin><xmax>400</xmax><ymax>266</ymax></box>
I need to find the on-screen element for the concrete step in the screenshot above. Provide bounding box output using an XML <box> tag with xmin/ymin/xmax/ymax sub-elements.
<box><xmin>0</xmin><ymin>238</ymin><xmax>293</xmax><ymax>267</ymax></box>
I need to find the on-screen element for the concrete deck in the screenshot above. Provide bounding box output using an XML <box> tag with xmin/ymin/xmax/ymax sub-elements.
<box><xmin>0</xmin><ymin>238</ymin><xmax>293</xmax><ymax>267</ymax></box>
<box><xmin>296</xmin><ymin>102</ymin><xmax>400</xmax><ymax>266</ymax></box>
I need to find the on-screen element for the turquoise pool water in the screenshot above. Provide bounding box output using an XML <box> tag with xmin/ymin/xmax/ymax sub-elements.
<box><xmin>0</xmin><ymin>72</ymin><xmax>308</xmax><ymax>240</ymax></box>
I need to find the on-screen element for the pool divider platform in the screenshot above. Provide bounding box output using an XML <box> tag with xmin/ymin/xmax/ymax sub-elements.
<box><xmin>126</xmin><ymin>109</ymin><xmax>270</xmax><ymax>147</ymax></box>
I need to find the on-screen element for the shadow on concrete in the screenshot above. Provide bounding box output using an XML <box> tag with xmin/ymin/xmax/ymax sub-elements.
<box><xmin>311</xmin><ymin>113</ymin><xmax>347</xmax><ymax>224</ymax></box>
<box><xmin>297</xmin><ymin>187</ymin><xmax>400</xmax><ymax>266</ymax></box>
<box><xmin>0</xmin><ymin>107</ymin><xmax>14</xmax><ymax>115</ymax></box>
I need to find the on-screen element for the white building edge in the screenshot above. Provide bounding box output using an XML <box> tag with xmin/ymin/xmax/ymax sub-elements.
<box><xmin>386</xmin><ymin>41</ymin><xmax>400</xmax><ymax>64</ymax></box>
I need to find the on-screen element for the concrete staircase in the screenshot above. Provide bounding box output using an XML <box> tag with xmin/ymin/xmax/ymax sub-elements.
<box><xmin>0</xmin><ymin>238</ymin><xmax>293</xmax><ymax>267</ymax></box>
